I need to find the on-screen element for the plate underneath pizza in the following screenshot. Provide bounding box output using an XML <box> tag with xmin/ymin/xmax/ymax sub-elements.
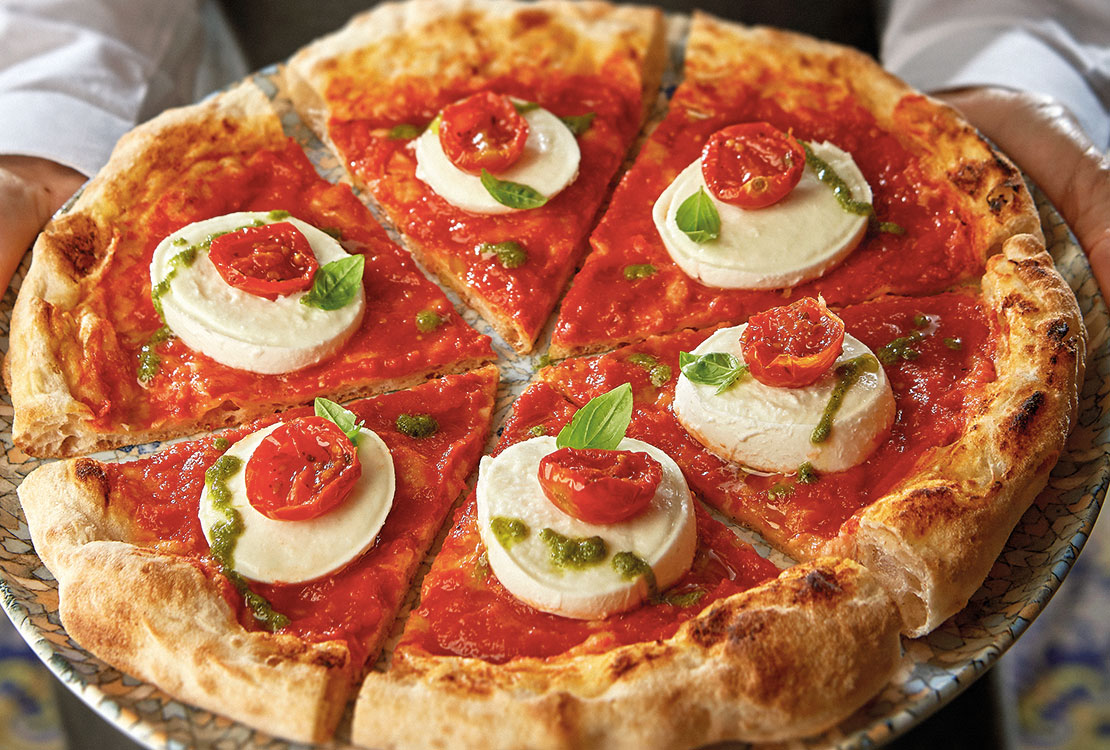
<box><xmin>0</xmin><ymin>57</ymin><xmax>1107</xmax><ymax>750</ymax></box>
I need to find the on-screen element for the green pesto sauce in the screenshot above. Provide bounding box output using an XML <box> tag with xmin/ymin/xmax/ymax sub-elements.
<box><xmin>481</xmin><ymin>240</ymin><xmax>528</xmax><ymax>269</ymax></box>
<box><xmin>490</xmin><ymin>517</ymin><xmax>529</xmax><ymax>550</ymax></box>
<box><xmin>396</xmin><ymin>412</ymin><xmax>439</xmax><ymax>439</ymax></box>
<box><xmin>612</xmin><ymin>550</ymin><xmax>705</xmax><ymax>607</ymax></box>
<box><xmin>766</xmin><ymin>482</ymin><xmax>795</xmax><ymax>501</ymax></box>
<box><xmin>415</xmin><ymin>309</ymin><xmax>444</xmax><ymax>333</ymax></box>
<box><xmin>471</xmin><ymin>550</ymin><xmax>491</xmax><ymax>583</ymax></box>
<box><xmin>267</xmin><ymin>209</ymin><xmax>291</xmax><ymax>221</ymax></box>
<box><xmin>811</xmin><ymin>354</ymin><xmax>880</xmax><ymax>444</ymax></box>
<box><xmin>803</xmin><ymin>142</ymin><xmax>873</xmax><ymax>217</ymax></box>
<box><xmin>150</xmin><ymin>245</ymin><xmax>198</xmax><ymax>319</ymax></box>
<box><xmin>212</xmin><ymin>436</ymin><xmax>230</xmax><ymax>451</ymax></box>
<box><xmin>539</xmin><ymin>528</ymin><xmax>607</xmax><ymax>570</ymax></box>
<box><xmin>136</xmin><ymin>325</ymin><xmax>173</xmax><ymax>385</ymax></box>
<box><xmin>622</xmin><ymin>263</ymin><xmax>656</xmax><ymax>281</ymax></box>
<box><xmin>797</xmin><ymin>461</ymin><xmax>819</xmax><ymax>485</ymax></box>
<box><xmin>876</xmin><ymin>329</ymin><xmax>928</xmax><ymax>364</ymax></box>
<box><xmin>204</xmin><ymin>456</ymin><xmax>290</xmax><ymax>632</ymax></box>
<box><xmin>627</xmin><ymin>353</ymin><xmax>672</xmax><ymax>387</ymax></box>
<box><xmin>528</xmin><ymin>425</ymin><xmax>548</xmax><ymax>437</ymax></box>
<box><xmin>944</xmin><ymin>336</ymin><xmax>963</xmax><ymax>351</ymax></box>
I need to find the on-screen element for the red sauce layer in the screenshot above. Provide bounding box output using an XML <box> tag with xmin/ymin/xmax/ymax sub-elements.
<box><xmin>325</xmin><ymin>70</ymin><xmax>644</xmax><ymax>343</ymax></box>
<box><xmin>397</xmin><ymin>381</ymin><xmax>779</xmax><ymax>663</ymax></box>
<box><xmin>73</xmin><ymin>139</ymin><xmax>491</xmax><ymax>433</ymax></box>
<box><xmin>104</xmin><ymin>369</ymin><xmax>496</xmax><ymax>669</ymax></box>
<box><xmin>552</xmin><ymin>75</ymin><xmax>986</xmax><ymax>353</ymax></box>
<box><xmin>544</xmin><ymin>292</ymin><xmax>997</xmax><ymax>557</ymax></box>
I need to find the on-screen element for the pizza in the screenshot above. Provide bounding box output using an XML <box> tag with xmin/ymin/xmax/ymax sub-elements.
<box><xmin>3</xmin><ymin>80</ymin><xmax>493</xmax><ymax>458</ymax></box>
<box><xmin>283</xmin><ymin>0</ymin><xmax>666</xmax><ymax>353</ymax></box>
<box><xmin>550</xmin><ymin>14</ymin><xmax>1042</xmax><ymax>357</ymax></box>
<box><xmin>17</xmin><ymin>366</ymin><xmax>499</xmax><ymax>744</ymax></box>
<box><xmin>4</xmin><ymin>1</ymin><xmax>1091</xmax><ymax>749</ymax></box>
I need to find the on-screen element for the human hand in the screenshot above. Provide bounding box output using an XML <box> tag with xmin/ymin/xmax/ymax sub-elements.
<box><xmin>0</xmin><ymin>156</ymin><xmax>86</xmax><ymax>296</ymax></box>
<box><xmin>937</xmin><ymin>87</ymin><xmax>1110</xmax><ymax>302</ymax></box>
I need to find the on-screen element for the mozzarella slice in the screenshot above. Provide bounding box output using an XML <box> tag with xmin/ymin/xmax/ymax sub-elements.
<box><xmin>653</xmin><ymin>141</ymin><xmax>871</xmax><ymax>289</ymax></box>
<box><xmin>476</xmin><ymin>436</ymin><xmax>696</xmax><ymax>620</ymax></box>
<box><xmin>198</xmin><ymin>421</ymin><xmax>395</xmax><ymax>584</ymax></box>
<box><xmin>150</xmin><ymin>211</ymin><xmax>365</xmax><ymax>374</ymax></box>
<box><xmin>413</xmin><ymin>105</ymin><xmax>580</xmax><ymax>214</ymax></box>
<box><xmin>674</xmin><ymin>324</ymin><xmax>895</xmax><ymax>473</ymax></box>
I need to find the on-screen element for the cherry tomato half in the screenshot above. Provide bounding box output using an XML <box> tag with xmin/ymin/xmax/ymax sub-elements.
<box><xmin>245</xmin><ymin>416</ymin><xmax>362</xmax><ymax>522</ymax></box>
<box><xmin>438</xmin><ymin>91</ymin><xmax>529</xmax><ymax>174</ymax></box>
<box><xmin>208</xmin><ymin>221</ymin><xmax>318</xmax><ymax>300</ymax></box>
<box><xmin>700</xmin><ymin>122</ymin><xmax>805</xmax><ymax>209</ymax></box>
<box><xmin>538</xmin><ymin>447</ymin><xmax>662</xmax><ymax>525</ymax></box>
<box><xmin>740</xmin><ymin>297</ymin><xmax>846</xmax><ymax>388</ymax></box>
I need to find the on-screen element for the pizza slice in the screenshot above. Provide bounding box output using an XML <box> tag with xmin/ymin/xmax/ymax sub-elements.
<box><xmin>351</xmin><ymin>378</ymin><xmax>902</xmax><ymax>749</ymax></box>
<box><xmin>284</xmin><ymin>0</ymin><xmax>665</xmax><ymax>353</ymax></box>
<box><xmin>4</xmin><ymin>80</ymin><xmax>493</xmax><ymax>457</ymax></box>
<box><xmin>550</xmin><ymin>12</ymin><xmax>1041</xmax><ymax>357</ymax></box>
<box><xmin>17</xmin><ymin>365</ymin><xmax>499</xmax><ymax>744</ymax></box>
<box><xmin>541</xmin><ymin>236</ymin><xmax>1084</xmax><ymax>636</ymax></box>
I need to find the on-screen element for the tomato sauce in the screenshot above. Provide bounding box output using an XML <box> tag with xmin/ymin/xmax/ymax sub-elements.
<box><xmin>544</xmin><ymin>292</ymin><xmax>996</xmax><ymax>558</ymax></box>
<box><xmin>397</xmin><ymin>380</ymin><xmax>779</xmax><ymax>663</ymax></box>
<box><xmin>103</xmin><ymin>369</ymin><xmax>496</xmax><ymax>669</ymax></box>
<box><xmin>325</xmin><ymin>71</ymin><xmax>645</xmax><ymax>342</ymax></box>
<box><xmin>552</xmin><ymin>75</ymin><xmax>987</xmax><ymax>353</ymax></box>
<box><xmin>73</xmin><ymin>139</ymin><xmax>491</xmax><ymax>434</ymax></box>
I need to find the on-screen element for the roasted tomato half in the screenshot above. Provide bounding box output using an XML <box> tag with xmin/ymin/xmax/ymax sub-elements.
<box><xmin>538</xmin><ymin>447</ymin><xmax>662</xmax><ymax>524</ymax></box>
<box><xmin>700</xmin><ymin>122</ymin><xmax>805</xmax><ymax>209</ymax></box>
<box><xmin>438</xmin><ymin>91</ymin><xmax>530</xmax><ymax>174</ymax></box>
<box><xmin>208</xmin><ymin>221</ymin><xmax>318</xmax><ymax>300</ymax></box>
<box><xmin>741</xmin><ymin>297</ymin><xmax>846</xmax><ymax>388</ymax></box>
<box><xmin>245</xmin><ymin>416</ymin><xmax>362</xmax><ymax>521</ymax></box>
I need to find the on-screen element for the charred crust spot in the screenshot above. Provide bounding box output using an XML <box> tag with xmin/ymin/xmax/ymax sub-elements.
<box><xmin>688</xmin><ymin>603</ymin><xmax>734</xmax><ymax>648</ymax></box>
<box><xmin>949</xmin><ymin>161</ymin><xmax>986</xmax><ymax>195</ymax></box>
<box><xmin>73</xmin><ymin>459</ymin><xmax>109</xmax><ymax>496</ymax></box>
<box><xmin>1046</xmin><ymin>319</ymin><xmax>1071</xmax><ymax>343</ymax></box>
<box><xmin>802</xmin><ymin>568</ymin><xmax>842</xmax><ymax>599</ymax></box>
<box><xmin>895</xmin><ymin>485</ymin><xmax>961</xmax><ymax>534</ymax></box>
<box><xmin>514</xmin><ymin>9</ymin><xmax>551</xmax><ymax>31</ymax></box>
<box><xmin>437</xmin><ymin>668</ymin><xmax>493</xmax><ymax>696</ymax></box>
<box><xmin>1009</xmin><ymin>391</ymin><xmax>1046</xmax><ymax>435</ymax></box>
<box><xmin>53</xmin><ymin>217</ymin><xmax>105</xmax><ymax>279</ymax></box>
<box><xmin>1001</xmin><ymin>292</ymin><xmax>1037</xmax><ymax>315</ymax></box>
<box><xmin>987</xmin><ymin>180</ymin><xmax>1022</xmax><ymax>213</ymax></box>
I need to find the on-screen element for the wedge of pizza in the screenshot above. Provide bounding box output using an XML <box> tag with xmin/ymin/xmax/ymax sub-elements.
<box><xmin>4</xmin><ymin>81</ymin><xmax>493</xmax><ymax>457</ymax></box>
<box><xmin>18</xmin><ymin>366</ymin><xmax>498</xmax><ymax>744</ymax></box>
<box><xmin>550</xmin><ymin>13</ymin><xmax>1042</xmax><ymax>357</ymax></box>
<box><xmin>284</xmin><ymin>0</ymin><xmax>666</xmax><ymax>353</ymax></box>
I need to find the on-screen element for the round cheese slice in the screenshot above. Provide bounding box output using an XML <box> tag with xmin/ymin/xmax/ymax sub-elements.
<box><xmin>413</xmin><ymin>104</ymin><xmax>580</xmax><ymax>214</ymax></box>
<box><xmin>198</xmin><ymin>420</ymin><xmax>396</xmax><ymax>584</ymax></box>
<box><xmin>653</xmin><ymin>141</ymin><xmax>871</xmax><ymax>289</ymax></box>
<box><xmin>476</xmin><ymin>436</ymin><xmax>696</xmax><ymax>620</ymax></box>
<box><xmin>674</xmin><ymin>324</ymin><xmax>895</xmax><ymax>473</ymax></box>
<box><xmin>150</xmin><ymin>211</ymin><xmax>365</xmax><ymax>374</ymax></box>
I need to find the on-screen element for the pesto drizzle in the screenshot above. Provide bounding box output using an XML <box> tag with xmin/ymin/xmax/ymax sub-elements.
<box><xmin>136</xmin><ymin>325</ymin><xmax>173</xmax><ymax>385</ymax></box>
<box><xmin>627</xmin><ymin>352</ymin><xmax>672</xmax><ymax>387</ymax></box>
<box><xmin>811</xmin><ymin>354</ymin><xmax>880</xmax><ymax>444</ymax></box>
<box><xmin>204</xmin><ymin>455</ymin><xmax>289</xmax><ymax>631</ymax></box>
<box><xmin>612</xmin><ymin>551</ymin><xmax>705</xmax><ymax>607</ymax></box>
<box><xmin>802</xmin><ymin>142</ymin><xmax>903</xmax><ymax>234</ymax></box>
<box><xmin>539</xmin><ymin>528</ymin><xmax>607</xmax><ymax>569</ymax></box>
<box><xmin>490</xmin><ymin>517</ymin><xmax>529</xmax><ymax>550</ymax></box>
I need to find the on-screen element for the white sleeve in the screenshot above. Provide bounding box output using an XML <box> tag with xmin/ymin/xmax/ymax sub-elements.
<box><xmin>0</xmin><ymin>0</ymin><xmax>248</xmax><ymax>176</ymax></box>
<box><xmin>880</xmin><ymin>0</ymin><xmax>1110</xmax><ymax>149</ymax></box>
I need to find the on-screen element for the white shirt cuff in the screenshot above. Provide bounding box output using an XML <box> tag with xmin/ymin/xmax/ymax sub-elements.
<box><xmin>0</xmin><ymin>90</ymin><xmax>132</xmax><ymax>176</ymax></box>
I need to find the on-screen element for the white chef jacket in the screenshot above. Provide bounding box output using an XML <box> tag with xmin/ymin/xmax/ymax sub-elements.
<box><xmin>882</xmin><ymin>0</ymin><xmax>1110</xmax><ymax>149</ymax></box>
<box><xmin>0</xmin><ymin>0</ymin><xmax>247</xmax><ymax>176</ymax></box>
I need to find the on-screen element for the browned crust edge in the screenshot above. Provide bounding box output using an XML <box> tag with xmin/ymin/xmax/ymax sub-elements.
<box><xmin>350</xmin><ymin>558</ymin><xmax>901</xmax><ymax>750</ymax></box>
<box><xmin>824</xmin><ymin>234</ymin><xmax>1087</xmax><ymax>636</ymax></box>
<box><xmin>18</xmin><ymin>458</ymin><xmax>353</xmax><ymax>745</ymax></box>
<box><xmin>283</xmin><ymin>0</ymin><xmax>667</xmax><ymax>354</ymax></box>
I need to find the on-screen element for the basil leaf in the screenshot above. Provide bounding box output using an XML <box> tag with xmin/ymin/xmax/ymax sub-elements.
<box><xmin>556</xmin><ymin>383</ymin><xmax>633</xmax><ymax>451</ymax></box>
<box><xmin>301</xmin><ymin>255</ymin><xmax>364</xmax><ymax>311</ymax></box>
<box><xmin>678</xmin><ymin>351</ymin><xmax>748</xmax><ymax>394</ymax></box>
<box><xmin>675</xmin><ymin>188</ymin><xmax>720</xmax><ymax>243</ymax></box>
<box><xmin>561</xmin><ymin>112</ymin><xmax>595</xmax><ymax>136</ymax></box>
<box><xmin>480</xmin><ymin>169</ymin><xmax>548</xmax><ymax>210</ymax></box>
<box><xmin>314</xmin><ymin>397</ymin><xmax>363</xmax><ymax>444</ymax></box>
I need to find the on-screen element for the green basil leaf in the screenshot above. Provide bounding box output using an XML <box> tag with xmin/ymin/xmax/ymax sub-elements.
<box><xmin>556</xmin><ymin>383</ymin><xmax>633</xmax><ymax>451</ymax></box>
<box><xmin>314</xmin><ymin>397</ymin><xmax>363</xmax><ymax>444</ymax></box>
<box><xmin>561</xmin><ymin>112</ymin><xmax>595</xmax><ymax>136</ymax></box>
<box><xmin>480</xmin><ymin>169</ymin><xmax>548</xmax><ymax>210</ymax></box>
<box><xmin>301</xmin><ymin>255</ymin><xmax>365</xmax><ymax>311</ymax></box>
<box><xmin>675</xmin><ymin>188</ymin><xmax>720</xmax><ymax>243</ymax></box>
<box><xmin>678</xmin><ymin>351</ymin><xmax>748</xmax><ymax>394</ymax></box>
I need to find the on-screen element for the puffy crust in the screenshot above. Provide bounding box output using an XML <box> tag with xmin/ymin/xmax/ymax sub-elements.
<box><xmin>685</xmin><ymin>14</ymin><xmax>1041</xmax><ymax>268</ymax></box>
<box><xmin>18</xmin><ymin>459</ymin><xmax>353</xmax><ymax>745</ymax></box>
<box><xmin>824</xmin><ymin>234</ymin><xmax>1087</xmax><ymax>636</ymax></box>
<box><xmin>351</xmin><ymin>558</ymin><xmax>901</xmax><ymax>750</ymax></box>
<box><xmin>284</xmin><ymin>0</ymin><xmax>666</xmax><ymax>352</ymax></box>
